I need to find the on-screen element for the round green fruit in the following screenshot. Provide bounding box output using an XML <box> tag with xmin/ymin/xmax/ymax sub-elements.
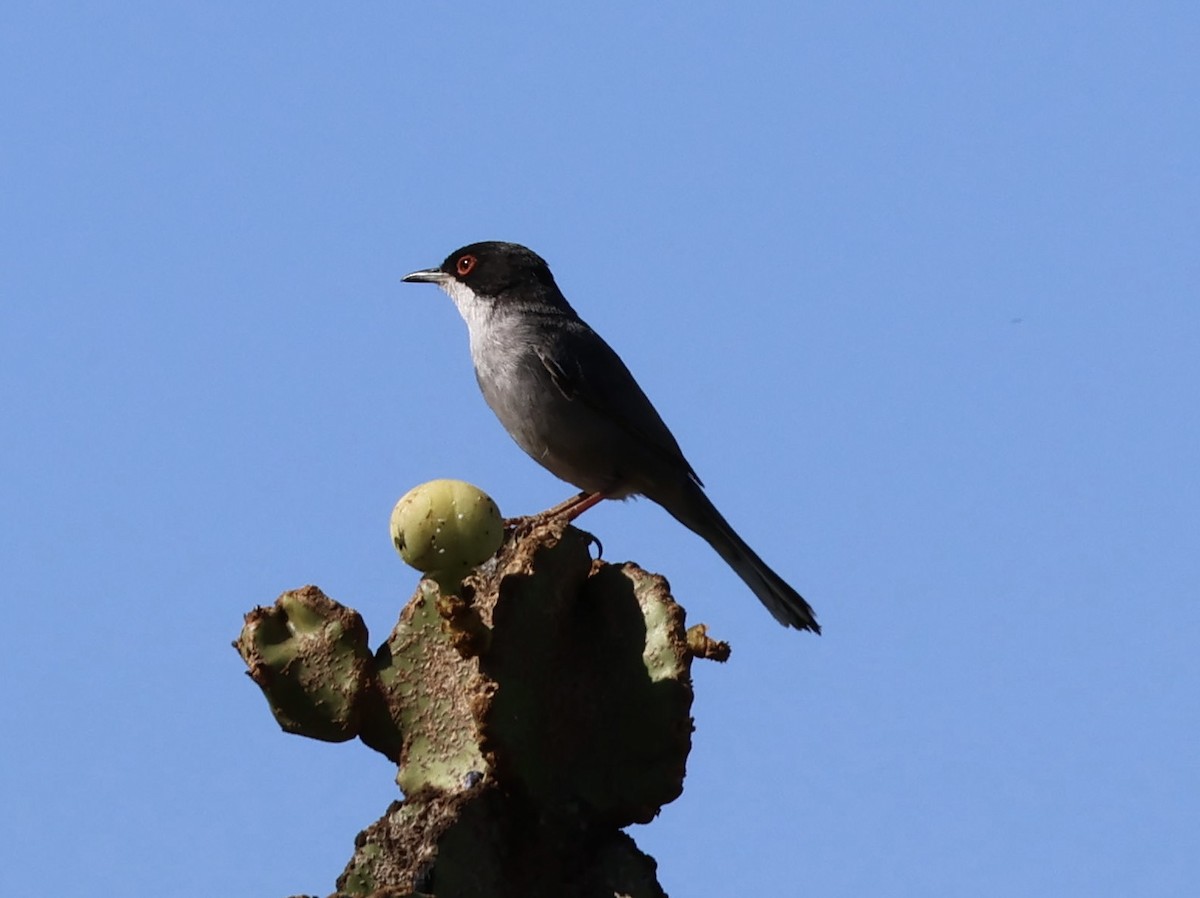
<box><xmin>390</xmin><ymin>480</ymin><xmax>504</xmax><ymax>584</ymax></box>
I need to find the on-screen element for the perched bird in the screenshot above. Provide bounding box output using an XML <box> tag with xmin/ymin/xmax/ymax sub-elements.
<box><xmin>403</xmin><ymin>242</ymin><xmax>819</xmax><ymax>633</ymax></box>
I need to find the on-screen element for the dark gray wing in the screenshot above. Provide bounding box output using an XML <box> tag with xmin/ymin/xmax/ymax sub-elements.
<box><xmin>534</xmin><ymin>318</ymin><xmax>703</xmax><ymax>487</ymax></box>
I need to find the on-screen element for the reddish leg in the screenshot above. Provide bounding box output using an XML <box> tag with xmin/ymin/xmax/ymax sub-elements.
<box><xmin>542</xmin><ymin>490</ymin><xmax>607</xmax><ymax>521</ymax></box>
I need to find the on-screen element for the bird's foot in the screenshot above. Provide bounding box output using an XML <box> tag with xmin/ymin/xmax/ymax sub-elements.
<box><xmin>504</xmin><ymin>490</ymin><xmax>605</xmax><ymax>528</ymax></box>
<box><xmin>503</xmin><ymin>491</ymin><xmax>606</xmax><ymax>556</ymax></box>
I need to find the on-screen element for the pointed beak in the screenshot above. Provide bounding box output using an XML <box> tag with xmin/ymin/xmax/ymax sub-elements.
<box><xmin>402</xmin><ymin>268</ymin><xmax>448</xmax><ymax>284</ymax></box>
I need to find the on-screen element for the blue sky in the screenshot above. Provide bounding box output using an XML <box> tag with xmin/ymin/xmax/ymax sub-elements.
<box><xmin>2</xmin><ymin>3</ymin><xmax>1197</xmax><ymax>895</ymax></box>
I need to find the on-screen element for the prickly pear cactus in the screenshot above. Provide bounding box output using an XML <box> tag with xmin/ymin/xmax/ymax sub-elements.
<box><xmin>235</xmin><ymin>516</ymin><xmax>728</xmax><ymax>897</ymax></box>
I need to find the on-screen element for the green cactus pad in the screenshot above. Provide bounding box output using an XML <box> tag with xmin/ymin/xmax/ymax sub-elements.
<box><xmin>234</xmin><ymin>586</ymin><xmax>374</xmax><ymax>743</ymax></box>
<box><xmin>473</xmin><ymin>521</ymin><xmax>694</xmax><ymax>825</ymax></box>
<box><xmin>371</xmin><ymin>578</ymin><xmax>490</xmax><ymax>794</ymax></box>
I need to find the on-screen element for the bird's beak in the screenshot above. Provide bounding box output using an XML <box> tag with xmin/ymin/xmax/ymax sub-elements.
<box><xmin>402</xmin><ymin>268</ymin><xmax>448</xmax><ymax>284</ymax></box>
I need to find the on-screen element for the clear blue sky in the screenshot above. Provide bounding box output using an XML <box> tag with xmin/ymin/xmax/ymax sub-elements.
<box><xmin>3</xmin><ymin>3</ymin><xmax>1197</xmax><ymax>896</ymax></box>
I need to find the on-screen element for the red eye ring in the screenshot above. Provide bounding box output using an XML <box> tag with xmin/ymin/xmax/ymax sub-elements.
<box><xmin>456</xmin><ymin>254</ymin><xmax>477</xmax><ymax>276</ymax></box>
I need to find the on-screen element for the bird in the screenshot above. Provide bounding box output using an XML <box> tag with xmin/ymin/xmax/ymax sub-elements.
<box><xmin>402</xmin><ymin>241</ymin><xmax>819</xmax><ymax>633</ymax></box>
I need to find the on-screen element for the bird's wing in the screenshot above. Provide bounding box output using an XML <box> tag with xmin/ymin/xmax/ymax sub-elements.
<box><xmin>535</xmin><ymin>321</ymin><xmax>703</xmax><ymax>487</ymax></box>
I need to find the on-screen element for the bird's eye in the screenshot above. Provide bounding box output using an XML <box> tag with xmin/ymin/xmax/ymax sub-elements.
<box><xmin>456</xmin><ymin>254</ymin><xmax>477</xmax><ymax>276</ymax></box>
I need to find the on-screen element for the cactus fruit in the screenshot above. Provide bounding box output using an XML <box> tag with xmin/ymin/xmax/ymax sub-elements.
<box><xmin>390</xmin><ymin>480</ymin><xmax>504</xmax><ymax>592</ymax></box>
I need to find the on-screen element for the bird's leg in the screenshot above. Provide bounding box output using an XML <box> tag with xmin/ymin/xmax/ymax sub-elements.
<box><xmin>559</xmin><ymin>490</ymin><xmax>606</xmax><ymax>521</ymax></box>
<box><xmin>537</xmin><ymin>490</ymin><xmax>591</xmax><ymax>518</ymax></box>
<box><xmin>540</xmin><ymin>490</ymin><xmax>606</xmax><ymax>521</ymax></box>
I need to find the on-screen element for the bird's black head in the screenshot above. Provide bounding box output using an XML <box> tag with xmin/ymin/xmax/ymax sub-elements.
<box><xmin>403</xmin><ymin>241</ymin><xmax>559</xmax><ymax>298</ymax></box>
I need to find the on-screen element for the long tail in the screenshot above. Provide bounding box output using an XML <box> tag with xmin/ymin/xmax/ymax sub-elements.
<box><xmin>648</xmin><ymin>479</ymin><xmax>821</xmax><ymax>633</ymax></box>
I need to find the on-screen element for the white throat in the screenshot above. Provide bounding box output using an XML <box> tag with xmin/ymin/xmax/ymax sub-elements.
<box><xmin>440</xmin><ymin>279</ymin><xmax>494</xmax><ymax>338</ymax></box>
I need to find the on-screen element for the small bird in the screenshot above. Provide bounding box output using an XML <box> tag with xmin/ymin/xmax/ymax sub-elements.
<box><xmin>403</xmin><ymin>242</ymin><xmax>819</xmax><ymax>633</ymax></box>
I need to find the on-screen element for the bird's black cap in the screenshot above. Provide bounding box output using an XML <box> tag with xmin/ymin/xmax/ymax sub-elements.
<box><xmin>403</xmin><ymin>242</ymin><xmax>559</xmax><ymax>297</ymax></box>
